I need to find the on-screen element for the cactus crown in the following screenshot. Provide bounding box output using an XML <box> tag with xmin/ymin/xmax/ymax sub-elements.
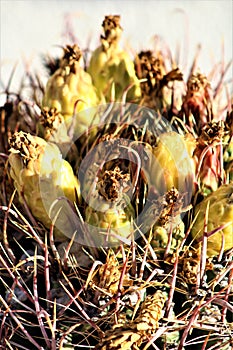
<box><xmin>9</xmin><ymin>131</ymin><xmax>42</xmax><ymax>165</ymax></box>
<box><xmin>101</xmin><ymin>15</ymin><xmax>122</xmax><ymax>50</ymax></box>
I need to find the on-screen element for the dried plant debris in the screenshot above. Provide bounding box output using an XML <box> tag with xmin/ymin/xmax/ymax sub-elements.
<box><xmin>96</xmin><ymin>290</ymin><xmax>166</xmax><ymax>350</ymax></box>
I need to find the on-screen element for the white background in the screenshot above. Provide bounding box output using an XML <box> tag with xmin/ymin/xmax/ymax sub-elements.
<box><xmin>0</xmin><ymin>0</ymin><xmax>232</xmax><ymax>99</ymax></box>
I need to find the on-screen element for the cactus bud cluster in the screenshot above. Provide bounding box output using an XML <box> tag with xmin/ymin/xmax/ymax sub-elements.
<box><xmin>1</xmin><ymin>13</ymin><xmax>232</xmax><ymax>350</ymax></box>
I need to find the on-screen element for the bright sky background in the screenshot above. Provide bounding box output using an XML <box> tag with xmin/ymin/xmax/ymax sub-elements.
<box><xmin>0</xmin><ymin>0</ymin><xmax>232</xmax><ymax>98</ymax></box>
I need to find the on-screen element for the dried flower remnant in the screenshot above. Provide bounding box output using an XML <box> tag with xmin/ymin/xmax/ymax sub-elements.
<box><xmin>90</xmin><ymin>254</ymin><xmax>132</xmax><ymax>297</ymax></box>
<box><xmin>180</xmin><ymin>72</ymin><xmax>213</xmax><ymax>134</ymax></box>
<box><xmin>177</xmin><ymin>246</ymin><xmax>203</xmax><ymax>286</ymax></box>
<box><xmin>97</xmin><ymin>290</ymin><xmax>166</xmax><ymax>349</ymax></box>
<box><xmin>97</xmin><ymin>166</ymin><xmax>131</xmax><ymax>202</ymax></box>
<box><xmin>40</xmin><ymin>107</ymin><xmax>64</xmax><ymax>136</ymax></box>
<box><xmin>39</xmin><ymin>106</ymin><xmax>77</xmax><ymax>157</ymax></box>
<box><xmin>194</xmin><ymin>120</ymin><xmax>227</xmax><ymax>194</ymax></box>
<box><xmin>100</xmin><ymin>15</ymin><xmax>123</xmax><ymax>50</ymax></box>
<box><xmin>135</xmin><ymin>50</ymin><xmax>183</xmax><ymax>111</ymax></box>
<box><xmin>149</xmin><ymin>188</ymin><xmax>185</xmax><ymax>253</ymax></box>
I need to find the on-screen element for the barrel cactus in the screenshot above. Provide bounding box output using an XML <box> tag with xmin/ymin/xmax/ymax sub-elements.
<box><xmin>1</xmin><ymin>12</ymin><xmax>232</xmax><ymax>350</ymax></box>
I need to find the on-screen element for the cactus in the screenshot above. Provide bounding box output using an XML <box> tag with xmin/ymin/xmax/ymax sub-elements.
<box><xmin>180</xmin><ymin>71</ymin><xmax>213</xmax><ymax>134</ymax></box>
<box><xmin>1</xmin><ymin>13</ymin><xmax>232</xmax><ymax>350</ymax></box>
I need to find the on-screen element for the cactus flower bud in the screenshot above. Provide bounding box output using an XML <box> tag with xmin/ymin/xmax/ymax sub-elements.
<box><xmin>191</xmin><ymin>183</ymin><xmax>233</xmax><ymax>257</ymax></box>
<box><xmin>8</xmin><ymin>131</ymin><xmax>80</xmax><ymax>241</ymax></box>
<box><xmin>42</xmin><ymin>44</ymin><xmax>100</xmax><ymax>135</ymax></box>
<box><xmin>87</xmin><ymin>15</ymin><xmax>141</xmax><ymax>102</ymax></box>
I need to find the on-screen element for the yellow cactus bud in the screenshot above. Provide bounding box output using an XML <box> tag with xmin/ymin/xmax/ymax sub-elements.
<box><xmin>42</xmin><ymin>44</ymin><xmax>100</xmax><ymax>136</ymax></box>
<box><xmin>191</xmin><ymin>183</ymin><xmax>233</xmax><ymax>257</ymax></box>
<box><xmin>87</xmin><ymin>15</ymin><xmax>141</xmax><ymax>102</ymax></box>
<box><xmin>85</xmin><ymin>193</ymin><xmax>134</xmax><ymax>247</ymax></box>
<box><xmin>149</xmin><ymin>131</ymin><xmax>194</xmax><ymax>198</ymax></box>
<box><xmin>147</xmin><ymin>187</ymin><xmax>185</xmax><ymax>253</ymax></box>
<box><xmin>8</xmin><ymin>131</ymin><xmax>80</xmax><ymax>241</ymax></box>
<box><xmin>84</xmin><ymin>165</ymin><xmax>135</xmax><ymax>246</ymax></box>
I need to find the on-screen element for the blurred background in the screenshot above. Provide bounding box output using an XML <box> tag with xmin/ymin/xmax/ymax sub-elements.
<box><xmin>0</xmin><ymin>0</ymin><xmax>232</xmax><ymax>100</ymax></box>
